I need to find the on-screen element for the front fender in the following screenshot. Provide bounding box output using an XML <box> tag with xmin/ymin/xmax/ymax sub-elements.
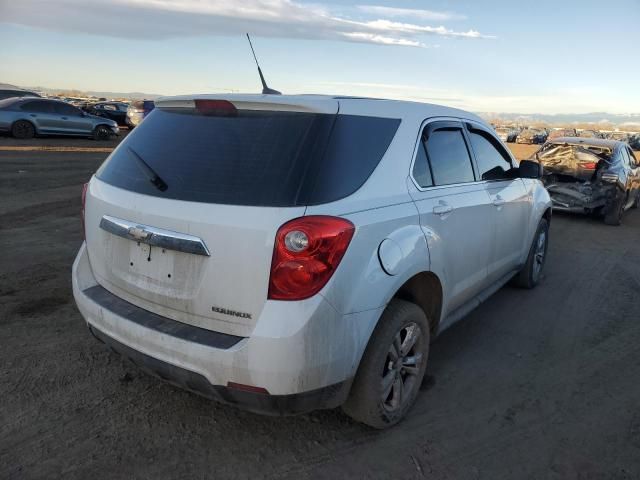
<box><xmin>526</xmin><ymin>179</ymin><xmax>552</xmax><ymax>248</ymax></box>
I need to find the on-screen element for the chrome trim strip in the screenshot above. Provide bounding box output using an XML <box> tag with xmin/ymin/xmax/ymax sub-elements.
<box><xmin>99</xmin><ymin>215</ymin><xmax>211</xmax><ymax>256</ymax></box>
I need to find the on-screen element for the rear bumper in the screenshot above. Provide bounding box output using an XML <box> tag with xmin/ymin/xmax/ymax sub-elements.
<box><xmin>88</xmin><ymin>323</ymin><xmax>349</xmax><ymax>415</ymax></box>
<box><xmin>545</xmin><ymin>181</ymin><xmax>619</xmax><ymax>212</ymax></box>
<box><xmin>72</xmin><ymin>242</ymin><xmax>378</xmax><ymax>413</ymax></box>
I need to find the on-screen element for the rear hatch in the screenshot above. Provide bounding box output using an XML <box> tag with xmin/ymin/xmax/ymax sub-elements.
<box><xmin>84</xmin><ymin>95</ymin><xmax>399</xmax><ymax>336</ymax></box>
<box><xmin>537</xmin><ymin>143</ymin><xmax>613</xmax><ymax>182</ymax></box>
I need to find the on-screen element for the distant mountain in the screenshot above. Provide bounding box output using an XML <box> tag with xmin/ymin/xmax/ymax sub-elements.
<box><xmin>479</xmin><ymin>111</ymin><xmax>640</xmax><ymax>127</ymax></box>
<box><xmin>19</xmin><ymin>84</ymin><xmax>163</xmax><ymax>100</ymax></box>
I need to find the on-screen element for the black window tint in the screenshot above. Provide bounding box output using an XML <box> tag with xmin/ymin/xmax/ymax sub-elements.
<box><xmin>96</xmin><ymin>108</ymin><xmax>399</xmax><ymax>206</ymax></box>
<box><xmin>425</xmin><ymin>129</ymin><xmax>475</xmax><ymax>185</ymax></box>
<box><xmin>21</xmin><ymin>100</ymin><xmax>54</xmax><ymax>113</ymax></box>
<box><xmin>468</xmin><ymin>129</ymin><xmax>512</xmax><ymax>180</ymax></box>
<box><xmin>305</xmin><ymin>114</ymin><xmax>400</xmax><ymax>204</ymax></box>
<box><xmin>54</xmin><ymin>102</ymin><xmax>81</xmax><ymax>116</ymax></box>
<box><xmin>412</xmin><ymin>140</ymin><xmax>433</xmax><ymax>188</ymax></box>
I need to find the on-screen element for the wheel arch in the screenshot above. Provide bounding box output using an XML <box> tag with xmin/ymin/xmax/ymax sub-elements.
<box><xmin>389</xmin><ymin>270</ymin><xmax>443</xmax><ymax>336</ymax></box>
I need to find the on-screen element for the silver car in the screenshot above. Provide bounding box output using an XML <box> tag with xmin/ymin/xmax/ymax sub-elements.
<box><xmin>0</xmin><ymin>97</ymin><xmax>119</xmax><ymax>140</ymax></box>
<box><xmin>73</xmin><ymin>94</ymin><xmax>552</xmax><ymax>428</ymax></box>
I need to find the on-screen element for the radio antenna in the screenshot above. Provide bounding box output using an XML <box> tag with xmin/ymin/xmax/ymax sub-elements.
<box><xmin>246</xmin><ymin>33</ymin><xmax>281</xmax><ymax>95</ymax></box>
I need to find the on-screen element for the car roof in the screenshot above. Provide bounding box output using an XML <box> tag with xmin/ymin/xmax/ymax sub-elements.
<box><xmin>548</xmin><ymin>137</ymin><xmax>624</xmax><ymax>149</ymax></box>
<box><xmin>155</xmin><ymin>93</ymin><xmax>484</xmax><ymax>122</ymax></box>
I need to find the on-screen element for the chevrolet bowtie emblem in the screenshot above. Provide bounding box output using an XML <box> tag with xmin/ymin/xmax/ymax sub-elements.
<box><xmin>128</xmin><ymin>226</ymin><xmax>152</xmax><ymax>241</ymax></box>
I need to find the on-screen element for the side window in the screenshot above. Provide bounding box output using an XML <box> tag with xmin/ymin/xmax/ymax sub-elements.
<box><xmin>424</xmin><ymin>128</ymin><xmax>475</xmax><ymax>185</ymax></box>
<box><xmin>54</xmin><ymin>102</ymin><xmax>82</xmax><ymax>116</ymax></box>
<box><xmin>628</xmin><ymin>149</ymin><xmax>639</xmax><ymax>167</ymax></box>
<box><xmin>412</xmin><ymin>140</ymin><xmax>433</xmax><ymax>188</ymax></box>
<box><xmin>467</xmin><ymin>128</ymin><xmax>513</xmax><ymax>180</ymax></box>
<box><xmin>103</xmin><ymin>104</ymin><xmax>116</xmax><ymax>111</ymax></box>
<box><xmin>21</xmin><ymin>101</ymin><xmax>53</xmax><ymax>113</ymax></box>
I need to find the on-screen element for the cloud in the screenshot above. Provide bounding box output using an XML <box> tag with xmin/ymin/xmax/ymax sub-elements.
<box><xmin>309</xmin><ymin>81</ymin><xmax>636</xmax><ymax>115</ymax></box>
<box><xmin>356</xmin><ymin>5</ymin><xmax>466</xmax><ymax>22</ymax></box>
<box><xmin>1</xmin><ymin>0</ymin><xmax>493</xmax><ymax>47</ymax></box>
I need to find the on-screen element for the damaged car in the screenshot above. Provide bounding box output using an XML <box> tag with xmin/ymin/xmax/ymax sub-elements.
<box><xmin>534</xmin><ymin>137</ymin><xmax>640</xmax><ymax>225</ymax></box>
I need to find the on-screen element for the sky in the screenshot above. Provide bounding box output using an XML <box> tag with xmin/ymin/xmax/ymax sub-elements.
<box><xmin>0</xmin><ymin>0</ymin><xmax>638</xmax><ymax>114</ymax></box>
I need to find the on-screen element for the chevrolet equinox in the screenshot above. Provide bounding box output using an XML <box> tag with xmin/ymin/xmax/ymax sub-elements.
<box><xmin>73</xmin><ymin>94</ymin><xmax>552</xmax><ymax>428</ymax></box>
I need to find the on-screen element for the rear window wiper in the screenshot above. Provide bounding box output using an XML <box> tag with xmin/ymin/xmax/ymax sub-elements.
<box><xmin>127</xmin><ymin>146</ymin><xmax>168</xmax><ymax>192</ymax></box>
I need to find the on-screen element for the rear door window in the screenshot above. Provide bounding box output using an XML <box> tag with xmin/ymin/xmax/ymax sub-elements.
<box><xmin>96</xmin><ymin>107</ymin><xmax>400</xmax><ymax>206</ymax></box>
<box><xmin>412</xmin><ymin>141</ymin><xmax>433</xmax><ymax>188</ymax></box>
<box><xmin>467</xmin><ymin>127</ymin><xmax>513</xmax><ymax>180</ymax></box>
<box><xmin>424</xmin><ymin>126</ymin><xmax>475</xmax><ymax>185</ymax></box>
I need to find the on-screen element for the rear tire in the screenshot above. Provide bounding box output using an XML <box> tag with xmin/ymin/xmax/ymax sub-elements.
<box><xmin>513</xmin><ymin>218</ymin><xmax>549</xmax><ymax>289</ymax></box>
<box><xmin>604</xmin><ymin>194</ymin><xmax>625</xmax><ymax>226</ymax></box>
<box><xmin>342</xmin><ymin>299</ymin><xmax>430</xmax><ymax>429</ymax></box>
<box><xmin>631</xmin><ymin>191</ymin><xmax>639</xmax><ymax>209</ymax></box>
<box><xmin>93</xmin><ymin>125</ymin><xmax>111</xmax><ymax>141</ymax></box>
<box><xmin>11</xmin><ymin>120</ymin><xmax>35</xmax><ymax>139</ymax></box>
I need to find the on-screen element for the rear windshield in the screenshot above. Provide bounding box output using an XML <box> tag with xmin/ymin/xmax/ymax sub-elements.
<box><xmin>96</xmin><ymin>107</ymin><xmax>400</xmax><ymax>206</ymax></box>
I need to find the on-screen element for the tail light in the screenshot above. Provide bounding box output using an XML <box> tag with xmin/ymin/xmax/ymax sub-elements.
<box><xmin>81</xmin><ymin>182</ymin><xmax>88</xmax><ymax>239</ymax></box>
<box><xmin>268</xmin><ymin>216</ymin><xmax>355</xmax><ymax>301</ymax></box>
<box><xmin>579</xmin><ymin>161</ymin><xmax>598</xmax><ymax>170</ymax></box>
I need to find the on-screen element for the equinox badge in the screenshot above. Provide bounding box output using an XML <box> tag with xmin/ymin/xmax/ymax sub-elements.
<box><xmin>212</xmin><ymin>306</ymin><xmax>252</xmax><ymax>319</ymax></box>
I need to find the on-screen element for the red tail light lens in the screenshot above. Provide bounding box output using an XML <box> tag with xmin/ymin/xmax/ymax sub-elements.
<box><xmin>268</xmin><ymin>216</ymin><xmax>355</xmax><ymax>301</ymax></box>
<box><xmin>579</xmin><ymin>161</ymin><xmax>598</xmax><ymax>170</ymax></box>
<box><xmin>81</xmin><ymin>182</ymin><xmax>88</xmax><ymax>239</ymax></box>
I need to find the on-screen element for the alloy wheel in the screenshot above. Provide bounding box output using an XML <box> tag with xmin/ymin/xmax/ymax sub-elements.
<box><xmin>381</xmin><ymin>322</ymin><xmax>423</xmax><ymax>412</ymax></box>
<box><xmin>532</xmin><ymin>230</ymin><xmax>546</xmax><ymax>281</ymax></box>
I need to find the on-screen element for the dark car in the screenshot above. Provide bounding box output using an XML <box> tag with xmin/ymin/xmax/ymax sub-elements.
<box><xmin>0</xmin><ymin>88</ymin><xmax>41</xmax><ymax>101</ymax></box>
<box><xmin>534</xmin><ymin>137</ymin><xmax>640</xmax><ymax>225</ymax></box>
<box><xmin>516</xmin><ymin>128</ymin><xmax>547</xmax><ymax>144</ymax></box>
<box><xmin>0</xmin><ymin>97</ymin><xmax>119</xmax><ymax>140</ymax></box>
<box><xmin>86</xmin><ymin>102</ymin><xmax>129</xmax><ymax>126</ymax></box>
<box><xmin>126</xmin><ymin>100</ymin><xmax>155</xmax><ymax>128</ymax></box>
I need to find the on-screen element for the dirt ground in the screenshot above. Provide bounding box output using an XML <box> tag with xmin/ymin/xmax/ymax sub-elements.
<box><xmin>2</xmin><ymin>151</ymin><xmax>640</xmax><ymax>479</ymax></box>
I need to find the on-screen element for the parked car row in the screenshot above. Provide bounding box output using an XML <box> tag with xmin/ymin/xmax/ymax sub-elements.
<box><xmin>0</xmin><ymin>97</ymin><xmax>120</xmax><ymax>140</ymax></box>
<box><xmin>0</xmin><ymin>95</ymin><xmax>156</xmax><ymax>140</ymax></box>
<box><xmin>516</xmin><ymin>128</ymin><xmax>548</xmax><ymax>144</ymax></box>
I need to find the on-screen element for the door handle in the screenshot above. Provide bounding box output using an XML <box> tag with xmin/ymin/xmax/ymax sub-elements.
<box><xmin>493</xmin><ymin>195</ymin><xmax>506</xmax><ymax>207</ymax></box>
<box><xmin>433</xmin><ymin>204</ymin><xmax>453</xmax><ymax>216</ymax></box>
<box><xmin>29</xmin><ymin>114</ymin><xmax>37</xmax><ymax>117</ymax></box>
<box><xmin>61</xmin><ymin>117</ymin><xmax>68</xmax><ymax>120</ymax></box>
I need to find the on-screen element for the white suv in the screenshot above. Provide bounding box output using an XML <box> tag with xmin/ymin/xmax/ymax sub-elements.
<box><xmin>72</xmin><ymin>94</ymin><xmax>552</xmax><ymax>428</ymax></box>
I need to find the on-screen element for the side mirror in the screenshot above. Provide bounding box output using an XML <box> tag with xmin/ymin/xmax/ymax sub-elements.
<box><xmin>518</xmin><ymin>159</ymin><xmax>543</xmax><ymax>179</ymax></box>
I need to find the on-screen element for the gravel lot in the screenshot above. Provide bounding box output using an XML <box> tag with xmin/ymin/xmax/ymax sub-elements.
<box><xmin>1</xmin><ymin>150</ymin><xmax>640</xmax><ymax>479</ymax></box>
